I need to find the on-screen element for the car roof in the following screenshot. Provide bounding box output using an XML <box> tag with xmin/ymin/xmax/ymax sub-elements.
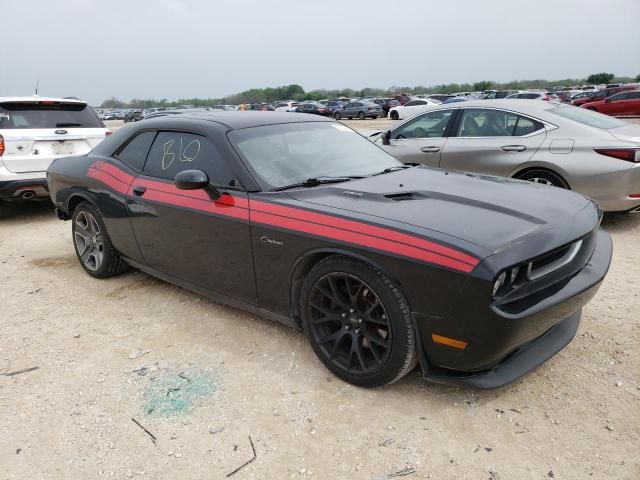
<box><xmin>431</xmin><ymin>99</ymin><xmax>558</xmax><ymax>112</ymax></box>
<box><xmin>0</xmin><ymin>96</ymin><xmax>87</xmax><ymax>105</ymax></box>
<box><xmin>149</xmin><ymin>111</ymin><xmax>332</xmax><ymax>129</ymax></box>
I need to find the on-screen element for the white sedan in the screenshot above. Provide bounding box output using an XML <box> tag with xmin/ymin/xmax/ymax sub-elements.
<box><xmin>388</xmin><ymin>98</ymin><xmax>441</xmax><ymax>120</ymax></box>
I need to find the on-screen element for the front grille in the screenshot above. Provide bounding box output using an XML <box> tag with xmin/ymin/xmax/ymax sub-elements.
<box><xmin>527</xmin><ymin>240</ymin><xmax>583</xmax><ymax>280</ymax></box>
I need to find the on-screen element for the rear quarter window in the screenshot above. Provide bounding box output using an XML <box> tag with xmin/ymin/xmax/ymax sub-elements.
<box><xmin>0</xmin><ymin>102</ymin><xmax>103</xmax><ymax>129</ymax></box>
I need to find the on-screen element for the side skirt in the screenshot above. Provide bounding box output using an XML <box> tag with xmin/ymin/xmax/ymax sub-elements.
<box><xmin>123</xmin><ymin>258</ymin><xmax>299</xmax><ymax>329</ymax></box>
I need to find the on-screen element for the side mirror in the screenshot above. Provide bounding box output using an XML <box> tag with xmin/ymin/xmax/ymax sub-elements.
<box><xmin>382</xmin><ymin>130</ymin><xmax>391</xmax><ymax>145</ymax></box>
<box><xmin>604</xmin><ymin>98</ymin><xmax>612</xmax><ymax>103</ymax></box>
<box><xmin>174</xmin><ymin>169</ymin><xmax>221</xmax><ymax>200</ymax></box>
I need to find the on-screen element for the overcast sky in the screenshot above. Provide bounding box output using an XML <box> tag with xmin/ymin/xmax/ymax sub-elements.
<box><xmin>2</xmin><ymin>0</ymin><xmax>639</xmax><ymax>105</ymax></box>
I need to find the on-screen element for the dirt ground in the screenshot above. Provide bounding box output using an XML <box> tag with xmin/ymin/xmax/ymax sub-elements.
<box><xmin>1</xmin><ymin>119</ymin><xmax>639</xmax><ymax>479</ymax></box>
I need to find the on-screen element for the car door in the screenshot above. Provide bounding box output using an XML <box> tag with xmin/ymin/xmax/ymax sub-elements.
<box><xmin>599</xmin><ymin>92</ymin><xmax>627</xmax><ymax>115</ymax></box>
<box><xmin>622</xmin><ymin>91</ymin><xmax>640</xmax><ymax>115</ymax></box>
<box><xmin>440</xmin><ymin>108</ymin><xmax>546</xmax><ymax>176</ymax></box>
<box><xmin>127</xmin><ymin>129</ymin><xmax>257</xmax><ymax>304</ymax></box>
<box><xmin>378</xmin><ymin>109</ymin><xmax>456</xmax><ymax>166</ymax></box>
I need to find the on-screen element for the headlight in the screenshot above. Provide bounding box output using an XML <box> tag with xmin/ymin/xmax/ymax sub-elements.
<box><xmin>492</xmin><ymin>266</ymin><xmax>522</xmax><ymax>298</ymax></box>
<box><xmin>493</xmin><ymin>272</ymin><xmax>506</xmax><ymax>296</ymax></box>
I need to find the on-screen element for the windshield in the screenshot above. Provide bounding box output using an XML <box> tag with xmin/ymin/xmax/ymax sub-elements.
<box><xmin>0</xmin><ymin>102</ymin><xmax>102</xmax><ymax>129</ymax></box>
<box><xmin>228</xmin><ymin>122</ymin><xmax>402</xmax><ymax>190</ymax></box>
<box><xmin>547</xmin><ymin>105</ymin><xmax>626</xmax><ymax>129</ymax></box>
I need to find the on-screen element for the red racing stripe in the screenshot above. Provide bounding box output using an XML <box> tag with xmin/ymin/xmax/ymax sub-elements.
<box><xmin>252</xmin><ymin>210</ymin><xmax>475</xmax><ymax>273</ymax></box>
<box><xmin>87</xmin><ymin>168</ymin><xmax>130</xmax><ymax>194</ymax></box>
<box><xmin>251</xmin><ymin>199</ymin><xmax>478</xmax><ymax>267</ymax></box>
<box><xmin>88</xmin><ymin>161</ymin><xmax>477</xmax><ymax>272</ymax></box>
<box><xmin>140</xmin><ymin>188</ymin><xmax>249</xmax><ymax>221</ymax></box>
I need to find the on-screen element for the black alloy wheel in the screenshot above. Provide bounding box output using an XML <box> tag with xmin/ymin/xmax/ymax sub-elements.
<box><xmin>301</xmin><ymin>256</ymin><xmax>417</xmax><ymax>387</ymax></box>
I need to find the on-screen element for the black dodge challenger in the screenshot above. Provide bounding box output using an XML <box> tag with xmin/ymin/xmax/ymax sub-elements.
<box><xmin>47</xmin><ymin>112</ymin><xmax>612</xmax><ymax>388</ymax></box>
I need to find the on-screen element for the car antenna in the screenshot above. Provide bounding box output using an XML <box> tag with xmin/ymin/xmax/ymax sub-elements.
<box><xmin>34</xmin><ymin>78</ymin><xmax>40</xmax><ymax>97</ymax></box>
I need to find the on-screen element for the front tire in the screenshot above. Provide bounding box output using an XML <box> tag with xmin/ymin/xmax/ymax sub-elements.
<box><xmin>334</xmin><ymin>111</ymin><xmax>341</xmax><ymax>120</ymax></box>
<box><xmin>301</xmin><ymin>256</ymin><xmax>417</xmax><ymax>388</ymax></box>
<box><xmin>390</xmin><ymin>110</ymin><xmax>399</xmax><ymax>120</ymax></box>
<box><xmin>358</xmin><ymin>112</ymin><xmax>366</xmax><ymax>120</ymax></box>
<box><xmin>517</xmin><ymin>169</ymin><xmax>569</xmax><ymax>189</ymax></box>
<box><xmin>72</xmin><ymin>201</ymin><xmax>128</xmax><ymax>278</ymax></box>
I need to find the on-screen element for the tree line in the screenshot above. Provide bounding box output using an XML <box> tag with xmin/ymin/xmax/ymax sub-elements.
<box><xmin>99</xmin><ymin>73</ymin><xmax>640</xmax><ymax>109</ymax></box>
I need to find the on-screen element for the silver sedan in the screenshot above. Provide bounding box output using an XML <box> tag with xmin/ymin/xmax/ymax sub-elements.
<box><xmin>373</xmin><ymin>99</ymin><xmax>640</xmax><ymax>212</ymax></box>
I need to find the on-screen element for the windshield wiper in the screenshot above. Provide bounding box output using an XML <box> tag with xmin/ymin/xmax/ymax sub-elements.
<box><xmin>371</xmin><ymin>165</ymin><xmax>412</xmax><ymax>176</ymax></box>
<box><xmin>56</xmin><ymin>122</ymin><xmax>83</xmax><ymax>127</ymax></box>
<box><xmin>271</xmin><ymin>176</ymin><xmax>364</xmax><ymax>192</ymax></box>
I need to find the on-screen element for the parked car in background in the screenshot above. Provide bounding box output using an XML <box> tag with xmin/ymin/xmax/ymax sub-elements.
<box><xmin>393</xmin><ymin>93</ymin><xmax>412</xmax><ymax>105</ymax></box>
<box><xmin>46</xmin><ymin>111</ymin><xmax>611</xmax><ymax>388</ymax></box>
<box><xmin>334</xmin><ymin>101</ymin><xmax>383</xmax><ymax>120</ymax></box>
<box><xmin>0</xmin><ymin>96</ymin><xmax>108</xmax><ymax>201</ymax></box>
<box><xmin>372</xmin><ymin>98</ymin><xmax>400</xmax><ymax>117</ymax></box>
<box><xmin>388</xmin><ymin>98</ymin><xmax>440</xmax><ymax>120</ymax></box>
<box><xmin>325</xmin><ymin>100</ymin><xmax>345</xmax><ymax>115</ymax></box>
<box><xmin>581</xmin><ymin>90</ymin><xmax>640</xmax><ymax>116</ymax></box>
<box><xmin>572</xmin><ymin>86</ymin><xmax>638</xmax><ymax>107</ymax></box>
<box><xmin>427</xmin><ymin>94</ymin><xmax>456</xmax><ymax>103</ymax></box>
<box><xmin>274</xmin><ymin>101</ymin><xmax>299</xmax><ymax>112</ymax></box>
<box><xmin>483</xmin><ymin>90</ymin><xmax>518</xmax><ymax>99</ymax></box>
<box><xmin>374</xmin><ymin>99</ymin><xmax>640</xmax><ymax>212</ymax></box>
<box><xmin>297</xmin><ymin>102</ymin><xmax>332</xmax><ymax>116</ymax></box>
<box><xmin>123</xmin><ymin>110</ymin><xmax>143</xmax><ymax>122</ymax></box>
<box><xmin>506</xmin><ymin>91</ymin><xmax>554</xmax><ymax>101</ymax></box>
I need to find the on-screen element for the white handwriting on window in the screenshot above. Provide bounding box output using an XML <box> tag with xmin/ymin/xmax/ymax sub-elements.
<box><xmin>162</xmin><ymin>137</ymin><xmax>202</xmax><ymax>170</ymax></box>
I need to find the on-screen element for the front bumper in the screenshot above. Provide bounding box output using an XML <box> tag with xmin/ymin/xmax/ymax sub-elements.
<box><xmin>415</xmin><ymin>228</ymin><xmax>612</xmax><ymax>388</ymax></box>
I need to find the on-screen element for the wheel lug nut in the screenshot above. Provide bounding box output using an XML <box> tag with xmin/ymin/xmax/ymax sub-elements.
<box><xmin>358</xmin><ymin>318</ymin><xmax>362</xmax><ymax>324</ymax></box>
<box><xmin>344</xmin><ymin>325</ymin><xmax>350</xmax><ymax>330</ymax></box>
<box><xmin>355</xmin><ymin>329</ymin><xmax>360</xmax><ymax>334</ymax></box>
<box><xmin>342</xmin><ymin>312</ymin><xmax>347</xmax><ymax>318</ymax></box>
<box><xmin>349</xmin><ymin>308</ymin><xmax>355</xmax><ymax>313</ymax></box>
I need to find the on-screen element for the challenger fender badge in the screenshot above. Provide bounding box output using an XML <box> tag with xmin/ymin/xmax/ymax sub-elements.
<box><xmin>260</xmin><ymin>236</ymin><xmax>284</xmax><ymax>247</ymax></box>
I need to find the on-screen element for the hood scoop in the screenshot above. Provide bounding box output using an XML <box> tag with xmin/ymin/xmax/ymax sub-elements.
<box><xmin>384</xmin><ymin>191</ymin><xmax>424</xmax><ymax>201</ymax></box>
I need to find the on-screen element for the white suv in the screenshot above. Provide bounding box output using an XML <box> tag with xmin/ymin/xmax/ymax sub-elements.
<box><xmin>0</xmin><ymin>97</ymin><xmax>109</xmax><ymax>201</ymax></box>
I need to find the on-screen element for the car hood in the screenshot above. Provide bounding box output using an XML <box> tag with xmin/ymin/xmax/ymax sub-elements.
<box><xmin>284</xmin><ymin>167</ymin><xmax>596</xmax><ymax>256</ymax></box>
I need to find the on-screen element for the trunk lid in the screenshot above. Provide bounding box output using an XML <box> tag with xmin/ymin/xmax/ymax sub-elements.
<box><xmin>608</xmin><ymin>123</ymin><xmax>640</xmax><ymax>143</ymax></box>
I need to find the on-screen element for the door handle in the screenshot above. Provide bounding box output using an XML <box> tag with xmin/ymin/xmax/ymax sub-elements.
<box><xmin>420</xmin><ymin>146</ymin><xmax>441</xmax><ymax>153</ymax></box>
<box><xmin>132</xmin><ymin>185</ymin><xmax>147</xmax><ymax>196</ymax></box>
<box><xmin>500</xmin><ymin>145</ymin><xmax>527</xmax><ymax>152</ymax></box>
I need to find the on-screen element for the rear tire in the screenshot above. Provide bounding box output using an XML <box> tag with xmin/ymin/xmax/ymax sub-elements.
<box><xmin>301</xmin><ymin>256</ymin><xmax>417</xmax><ymax>388</ymax></box>
<box><xmin>390</xmin><ymin>111</ymin><xmax>399</xmax><ymax>120</ymax></box>
<box><xmin>517</xmin><ymin>169</ymin><xmax>569</xmax><ymax>189</ymax></box>
<box><xmin>334</xmin><ymin>111</ymin><xmax>341</xmax><ymax>120</ymax></box>
<box><xmin>72</xmin><ymin>201</ymin><xmax>129</xmax><ymax>278</ymax></box>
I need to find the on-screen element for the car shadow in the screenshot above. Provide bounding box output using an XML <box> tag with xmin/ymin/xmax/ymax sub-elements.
<box><xmin>0</xmin><ymin>200</ymin><xmax>56</xmax><ymax>223</ymax></box>
<box><xmin>600</xmin><ymin>211</ymin><xmax>640</xmax><ymax>233</ymax></box>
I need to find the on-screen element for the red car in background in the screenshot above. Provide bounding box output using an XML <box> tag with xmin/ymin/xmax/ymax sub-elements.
<box><xmin>573</xmin><ymin>85</ymin><xmax>638</xmax><ymax>106</ymax></box>
<box><xmin>581</xmin><ymin>90</ymin><xmax>640</xmax><ymax>116</ymax></box>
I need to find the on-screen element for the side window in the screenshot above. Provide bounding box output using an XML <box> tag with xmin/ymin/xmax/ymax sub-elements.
<box><xmin>115</xmin><ymin>131</ymin><xmax>156</xmax><ymax>171</ymax></box>
<box><xmin>512</xmin><ymin>115</ymin><xmax>544</xmax><ymax>136</ymax></box>
<box><xmin>628</xmin><ymin>92</ymin><xmax>640</xmax><ymax>100</ymax></box>
<box><xmin>144</xmin><ymin>131</ymin><xmax>238</xmax><ymax>187</ymax></box>
<box><xmin>457</xmin><ymin>110</ymin><xmax>544</xmax><ymax>137</ymax></box>
<box><xmin>609</xmin><ymin>93</ymin><xmax>627</xmax><ymax>101</ymax></box>
<box><xmin>392</xmin><ymin>110</ymin><xmax>453</xmax><ymax>139</ymax></box>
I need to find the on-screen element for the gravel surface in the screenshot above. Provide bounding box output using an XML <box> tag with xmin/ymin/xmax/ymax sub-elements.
<box><xmin>1</xmin><ymin>120</ymin><xmax>639</xmax><ymax>479</ymax></box>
